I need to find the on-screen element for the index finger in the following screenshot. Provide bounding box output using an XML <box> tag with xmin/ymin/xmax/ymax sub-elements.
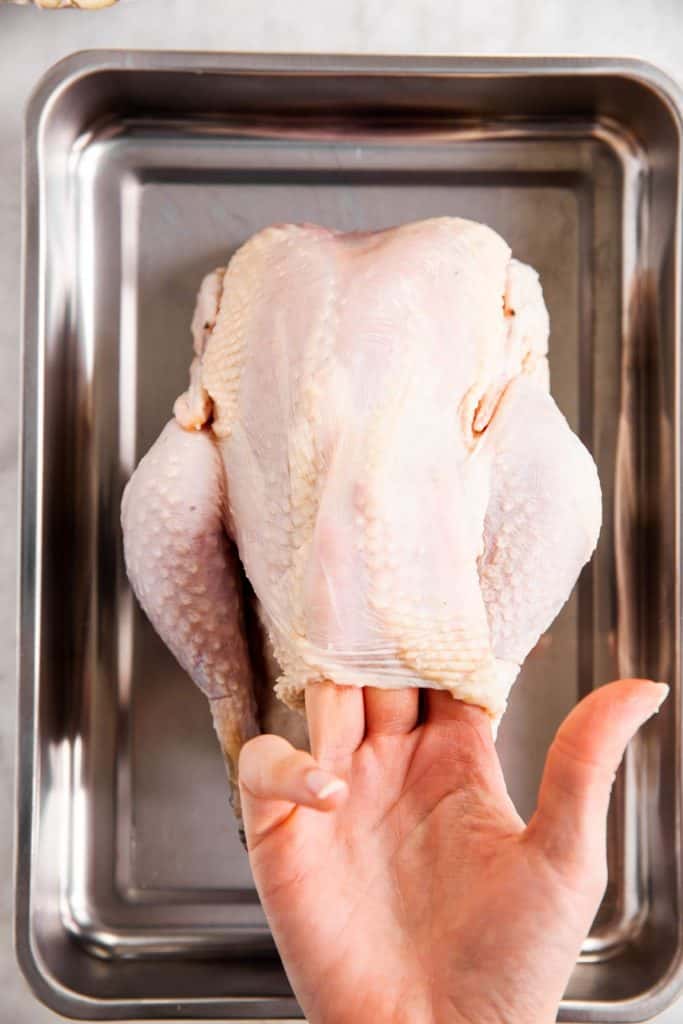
<box><xmin>426</xmin><ymin>688</ymin><xmax>493</xmax><ymax>736</ymax></box>
<box><xmin>305</xmin><ymin>680</ymin><xmax>365</xmax><ymax>766</ymax></box>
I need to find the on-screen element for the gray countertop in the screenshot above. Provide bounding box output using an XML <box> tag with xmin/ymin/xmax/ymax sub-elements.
<box><xmin>2</xmin><ymin>2</ymin><xmax>683</xmax><ymax>1021</ymax></box>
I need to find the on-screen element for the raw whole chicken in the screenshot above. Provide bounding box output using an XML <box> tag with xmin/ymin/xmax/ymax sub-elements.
<box><xmin>121</xmin><ymin>217</ymin><xmax>601</xmax><ymax>822</ymax></box>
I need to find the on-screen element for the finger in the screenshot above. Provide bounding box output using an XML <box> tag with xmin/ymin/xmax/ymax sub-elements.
<box><xmin>426</xmin><ymin>688</ymin><xmax>494</xmax><ymax>737</ymax></box>
<box><xmin>527</xmin><ymin>679</ymin><xmax>669</xmax><ymax>868</ymax></box>
<box><xmin>239</xmin><ymin>733</ymin><xmax>348</xmax><ymax>847</ymax></box>
<box><xmin>305</xmin><ymin>680</ymin><xmax>365</xmax><ymax>764</ymax></box>
<box><xmin>424</xmin><ymin>688</ymin><xmax>508</xmax><ymax>796</ymax></box>
<box><xmin>364</xmin><ymin>686</ymin><xmax>419</xmax><ymax>736</ymax></box>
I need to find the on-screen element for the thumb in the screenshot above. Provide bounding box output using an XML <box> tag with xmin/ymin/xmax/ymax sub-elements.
<box><xmin>238</xmin><ymin>734</ymin><xmax>348</xmax><ymax>849</ymax></box>
<box><xmin>527</xmin><ymin>678</ymin><xmax>668</xmax><ymax>870</ymax></box>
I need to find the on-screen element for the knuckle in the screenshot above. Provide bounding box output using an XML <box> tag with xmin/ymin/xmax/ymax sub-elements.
<box><xmin>553</xmin><ymin>732</ymin><xmax>616</xmax><ymax>791</ymax></box>
<box><xmin>431</xmin><ymin>718</ymin><xmax>496</xmax><ymax>774</ymax></box>
<box><xmin>238</xmin><ymin>733</ymin><xmax>289</xmax><ymax>776</ymax></box>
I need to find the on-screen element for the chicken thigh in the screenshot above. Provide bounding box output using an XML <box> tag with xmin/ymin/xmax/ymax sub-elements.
<box><xmin>122</xmin><ymin>217</ymin><xmax>601</xmax><ymax>819</ymax></box>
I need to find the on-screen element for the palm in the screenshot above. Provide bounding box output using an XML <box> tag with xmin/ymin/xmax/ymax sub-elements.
<box><xmin>240</xmin><ymin>680</ymin><xmax>665</xmax><ymax>1024</ymax></box>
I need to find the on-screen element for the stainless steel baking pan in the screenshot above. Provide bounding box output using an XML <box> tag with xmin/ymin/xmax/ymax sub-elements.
<box><xmin>16</xmin><ymin>51</ymin><xmax>683</xmax><ymax>1021</ymax></box>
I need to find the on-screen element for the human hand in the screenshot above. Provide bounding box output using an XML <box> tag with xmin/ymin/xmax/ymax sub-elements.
<box><xmin>238</xmin><ymin>678</ymin><xmax>667</xmax><ymax>1024</ymax></box>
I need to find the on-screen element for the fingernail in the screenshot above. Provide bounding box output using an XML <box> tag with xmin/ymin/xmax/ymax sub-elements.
<box><xmin>653</xmin><ymin>682</ymin><xmax>670</xmax><ymax>710</ymax></box>
<box><xmin>306</xmin><ymin>768</ymin><xmax>346</xmax><ymax>800</ymax></box>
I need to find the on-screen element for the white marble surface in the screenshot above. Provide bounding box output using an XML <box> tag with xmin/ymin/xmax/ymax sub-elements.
<box><xmin>2</xmin><ymin>2</ymin><xmax>683</xmax><ymax>1021</ymax></box>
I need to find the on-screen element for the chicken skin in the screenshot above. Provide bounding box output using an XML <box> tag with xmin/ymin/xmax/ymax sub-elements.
<box><xmin>121</xmin><ymin>218</ymin><xmax>601</xmax><ymax>820</ymax></box>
